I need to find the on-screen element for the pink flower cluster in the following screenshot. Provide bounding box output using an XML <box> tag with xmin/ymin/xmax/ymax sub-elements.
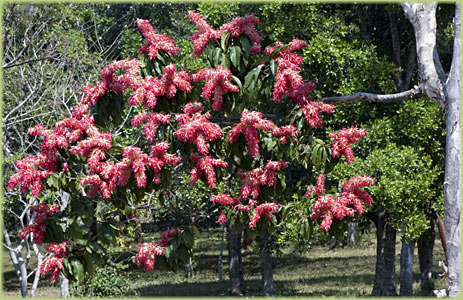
<box><xmin>329</xmin><ymin>126</ymin><xmax>367</xmax><ymax>164</ymax></box>
<box><xmin>19</xmin><ymin>204</ymin><xmax>60</xmax><ymax>245</ymax></box>
<box><xmin>188</xmin><ymin>10</ymin><xmax>262</xmax><ymax>57</ymax></box>
<box><xmin>40</xmin><ymin>240</ymin><xmax>72</xmax><ymax>283</ymax></box>
<box><xmin>221</xmin><ymin>14</ymin><xmax>262</xmax><ymax>54</ymax></box>
<box><xmin>238</xmin><ymin>160</ymin><xmax>288</xmax><ymax>199</ymax></box>
<box><xmin>8</xmin><ymin>156</ymin><xmax>52</xmax><ymax>197</ymax></box>
<box><xmin>340</xmin><ymin>175</ymin><xmax>376</xmax><ymax>215</ymax></box>
<box><xmin>189</xmin><ymin>154</ymin><xmax>228</xmax><ymax>188</ymax></box>
<box><xmin>301</xmin><ymin>100</ymin><xmax>336</xmax><ymax>128</ymax></box>
<box><xmin>265</xmin><ymin>40</ymin><xmax>336</xmax><ymax>127</ymax></box>
<box><xmin>192</xmin><ymin>66</ymin><xmax>239</xmax><ymax>111</ymax></box>
<box><xmin>132</xmin><ymin>112</ymin><xmax>171</xmax><ymax>141</ymax></box>
<box><xmin>265</xmin><ymin>39</ymin><xmax>307</xmax><ymax>103</ymax></box>
<box><xmin>228</xmin><ymin>110</ymin><xmax>275</xmax><ymax>157</ymax></box>
<box><xmin>80</xmin><ymin>142</ymin><xmax>180</xmax><ymax>198</ymax></box>
<box><xmin>210</xmin><ymin>192</ymin><xmax>278</xmax><ymax>228</ymax></box>
<box><xmin>135</xmin><ymin>242</ymin><xmax>165</xmax><ymax>272</ymax></box>
<box><xmin>135</xmin><ymin>228</ymin><xmax>182</xmax><ymax>272</ymax></box>
<box><xmin>188</xmin><ymin>10</ymin><xmax>223</xmax><ymax>57</ymax></box>
<box><xmin>101</xmin><ymin>58</ymin><xmax>142</xmax><ymax>94</ymax></box>
<box><xmin>136</xmin><ymin>19</ymin><xmax>180</xmax><ymax>60</ymax></box>
<box><xmin>307</xmin><ymin>174</ymin><xmax>375</xmax><ymax>231</ymax></box>
<box><xmin>129</xmin><ymin>64</ymin><xmax>192</xmax><ymax>110</ymax></box>
<box><xmin>249</xmin><ymin>202</ymin><xmax>280</xmax><ymax>229</ymax></box>
<box><xmin>217</xmin><ymin>211</ymin><xmax>227</xmax><ymax>223</ymax></box>
<box><xmin>272</xmin><ymin>124</ymin><xmax>301</xmax><ymax>144</ymax></box>
<box><xmin>175</xmin><ymin>102</ymin><xmax>223</xmax><ymax>155</ymax></box>
<box><xmin>40</xmin><ymin>257</ymin><xmax>64</xmax><ymax>283</ymax></box>
<box><xmin>160</xmin><ymin>228</ymin><xmax>183</xmax><ymax>247</ymax></box>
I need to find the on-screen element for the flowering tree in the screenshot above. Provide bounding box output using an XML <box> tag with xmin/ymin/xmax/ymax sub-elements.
<box><xmin>7</xmin><ymin>11</ymin><xmax>375</xmax><ymax>296</ymax></box>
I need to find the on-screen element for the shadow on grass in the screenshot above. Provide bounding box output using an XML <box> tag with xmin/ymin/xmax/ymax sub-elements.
<box><xmin>136</xmin><ymin>274</ymin><xmax>375</xmax><ymax>297</ymax></box>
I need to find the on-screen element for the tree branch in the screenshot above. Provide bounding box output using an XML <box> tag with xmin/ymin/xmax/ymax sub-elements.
<box><xmin>2</xmin><ymin>56</ymin><xmax>57</xmax><ymax>70</ymax></box>
<box><xmin>319</xmin><ymin>84</ymin><xmax>424</xmax><ymax>104</ymax></box>
<box><xmin>401</xmin><ymin>3</ymin><xmax>446</xmax><ymax>109</ymax></box>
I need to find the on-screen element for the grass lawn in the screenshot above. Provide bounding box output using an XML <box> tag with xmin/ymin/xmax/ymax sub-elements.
<box><xmin>2</xmin><ymin>228</ymin><xmax>448</xmax><ymax>297</ymax></box>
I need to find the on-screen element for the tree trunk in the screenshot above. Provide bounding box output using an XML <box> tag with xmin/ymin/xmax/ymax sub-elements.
<box><xmin>371</xmin><ymin>212</ymin><xmax>398</xmax><ymax>296</ymax></box>
<box><xmin>399</xmin><ymin>240</ymin><xmax>415</xmax><ymax>296</ymax></box>
<box><xmin>418</xmin><ymin>220</ymin><xmax>436</xmax><ymax>296</ymax></box>
<box><xmin>260</xmin><ymin>231</ymin><xmax>276</xmax><ymax>296</ymax></box>
<box><xmin>227</xmin><ymin>222</ymin><xmax>244</xmax><ymax>296</ymax></box>
<box><xmin>348</xmin><ymin>222</ymin><xmax>356</xmax><ymax>245</ymax></box>
<box><xmin>443</xmin><ymin>5</ymin><xmax>461</xmax><ymax>297</ymax></box>
<box><xmin>218</xmin><ymin>222</ymin><xmax>225</xmax><ymax>283</ymax></box>
<box><xmin>59</xmin><ymin>272</ymin><xmax>70</xmax><ymax>297</ymax></box>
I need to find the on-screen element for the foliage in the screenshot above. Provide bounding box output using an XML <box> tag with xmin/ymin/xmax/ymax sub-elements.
<box><xmin>332</xmin><ymin>143</ymin><xmax>440</xmax><ymax>241</ymax></box>
<box><xmin>72</xmin><ymin>261</ymin><xmax>139</xmax><ymax>298</ymax></box>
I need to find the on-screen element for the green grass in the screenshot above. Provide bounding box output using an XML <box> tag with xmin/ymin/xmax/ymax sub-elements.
<box><xmin>2</xmin><ymin>228</ymin><xmax>448</xmax><ymax>297</ymax></box>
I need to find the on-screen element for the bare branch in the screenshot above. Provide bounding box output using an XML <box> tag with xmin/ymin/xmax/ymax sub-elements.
<box><xmin>319</xmin><ymin>84</ymin><xmax>424</xmax><ymax>105</ymax></box>
<box><xmin>2</xmin><ymin>56</ymin><xmax>57</xmax><ymax>70</ymax></box>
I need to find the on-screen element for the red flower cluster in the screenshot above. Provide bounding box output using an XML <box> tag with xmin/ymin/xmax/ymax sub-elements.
<box><xmin>305</xmin><ymin>173</ymin><xmax>326</xmax><ymax>197</ymax></box>
<box><xmin>188</xmin><ymin>10</ymin><xmax>223</xmax><ymax>57</ymax></box>
<box><xmin>132</xmin><ymin>112</ymin><xmax>171</xmax><ymax>141</ymax></box>
<box><xmin>217</xmin><ymin>211</ymin><xmax>227</xmax><ymax>223</ymax></box>
<box><xmin>272</xmin><ymin>124</ymin><xmax>301</xmax><ymax>144</ymax></box>
<box><xmin>8</xmin><ymin>156</ymin><xmax>52</xmax><ymax>197</ymax></box>
<box><xmin>80</xmin><ymin>142</ymin><xmax>180</xmax><ymax>198</ymax></box>
<box><xmin>238</xmin><ymin>160</ymin><xmax>288</xmax><ymax>199</ymax></box>
<box><xmin>129</xmin><ymin>76</ymin><xmax>163</xmax><ymax>108</ymax></box>
<box><xmin>189</xmin><ymin>154</ymin><xmax>228</xmax><ymax>188</ymax></box>
<box><xmin>192</xmin><ymin>66</ymin><xmax>239</xmax><ymax>111</ymax></box>
<box><xmin>329</xmin><ymin>126</ymin><xmax>367</xmax><ymax>164</ymax></box>
<box><xmin>175</xmin><ymin>102</ymin><xmax>223</xmax><ymax>155</ymax></box>
<box><xmin>46</xmin><ymin>240</ymin><xmax>71</xmax><ymax>258</ymax></box>
<box><xmin>308</xmin><ymin>173</ymin><xmax>375</xmax><ymax>231</ymax></box>
<box><xmin>189</xmin><ymin>11</ymin><xmax>262</xmax><ymax>57</ymax></box>
<box><xmin>221</xmin><ymin>14</ymin><xmax>262</xmax><ymax>54</ymax></box>
<box><xmin>19</xmin><ymin>204</ymin><xmax>60</xmax><ymax>245</ymax></box>
<box><xmin>265</xmin><ymin>39</ymin><xmax>307</xmax><ymax>103</ymax></box>
<box><xmin>136</xmin><ymin>19</ymin><xmax>179</xmax><ymax>60</ymax></box>
<box><xmin>40</xmin><ymin>240</ymin><xmax>72</xmax><ymax>283</ymax></box>
<box><xmin>340</xmin><ymin>175</ymin><xmax>376</xmax><ymax>215</ymax></box>
<box><xmin>135</xmin><ymin>242</ymin><xmax>165</xmax><ymax>272</ymax></box>
<box><xmin>228</xmin><ymin>110</ymin><xmax>275</xmax><ymax>157</ymax></box>
<box><xmin>160</xmin><ymin>228</ymin><xmax>182</xmax><ymax>247</ymax></box>
<box><xmin>101</xmin><ymin>58</ymin><xmax>142</xmax><ymax>93</ymax></box>
<box><xmin>249</xmin><ymin>202</ymin><xmax>280</xmax><ymax>229</ymax></box>
<box><xmin>301</xmin><ymin>100</ymin><xmax>336</xmax><ymax>128</ymax></box>
<box><xmin>161</xmin><ymin>63</ymin><xmax>193</xmax><ymax>98</ymax></box>
<box><xmin>211</xmin><ymin>193</ymin><xmax>240</xmax><ymax>206</ymax></box>
<box><xmin>40</xmin><ymin>257</ymin><xmax>64</xmax><ymax>283</ymax></box>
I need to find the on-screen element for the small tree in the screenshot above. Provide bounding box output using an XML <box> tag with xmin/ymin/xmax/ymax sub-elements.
<box><xmin>6</xmin><ymin>11</ymin><xmax>374</xmax><ymax>297</ymax></box>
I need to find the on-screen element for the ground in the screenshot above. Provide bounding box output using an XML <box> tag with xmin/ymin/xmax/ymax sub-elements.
<box><xmin>2</xmin><ymin>228</ymin><xmax>448</xmax><ymax>297</ymax></box>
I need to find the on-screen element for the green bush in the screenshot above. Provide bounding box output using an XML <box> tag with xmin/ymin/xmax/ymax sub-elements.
<box><xmin>73</xmin><ymin>261</ymin><xmax>139</xmax><ymax>298</ymax></box>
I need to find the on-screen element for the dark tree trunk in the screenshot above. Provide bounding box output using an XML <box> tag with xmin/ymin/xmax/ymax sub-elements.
<box><xmin>400</xmin><ymin>240</ymin><xmax>415</xmax><ymax>296</ymax></box>
<box><xmin>418</xmin><ymin>220</ymin><xmax>435</xmax><ymax>296</ymax></box>
<box><xmin>227</xmin><ymin>222</ymin><xmax>244</xmax><ymax>296</ymax></box>
<box><xmin>371</xmin><ymin>212</ymin><xmax>398</xmax><ymax>296</ymax></box>
<box><xmin>260</xmin><ymin>231</ymin><xmax>276</xmax><ymax>296</ymax></box>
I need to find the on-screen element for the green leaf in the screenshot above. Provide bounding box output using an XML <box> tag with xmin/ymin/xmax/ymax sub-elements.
<box><xmin>213</xmin><ymin>47</ymin><xmax>222</xmax><ymax>67</ymax></box>
<box><xmin>221</xmin><ymin>31</ymin><xmax>231</xmax><ymax>51</ymax></box>
<box><xmin>230</xmin><ymin>75</ymin><xmax>242</xmax><ymax>89</ymax></box>
<box><xmin>240</xmin><ymin>36</ymin><xmax>251</xmax><ymax>58</ymax></box>
<box><xmin>243</xmin><ymin>64</ymin><xmax>264</xmax><ymax>90</ymax></box>
<box><xmin>221</xmin><ymin>53</ymin><xmax>231</xmax><ymax>69</ymax></box>
<box><xmin>270</xmin><ymin>59</ymin><xmax>277</xmax><ymax>75</ymax></box>
<box><xmin>230</xmin><ymin>45</ymin><xmax>241</xmax><ymax>68</ymax></box>
<box><xmin>71</xmin><ymin>259</ymin><xmax>85</xmax><ymax>284</ymax></box>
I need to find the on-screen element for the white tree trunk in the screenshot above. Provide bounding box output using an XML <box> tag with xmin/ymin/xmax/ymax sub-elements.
<box><xmin>443</xmin><ymin>4</ymin><xmax>461</xmax><ymax>297</ymax></box>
